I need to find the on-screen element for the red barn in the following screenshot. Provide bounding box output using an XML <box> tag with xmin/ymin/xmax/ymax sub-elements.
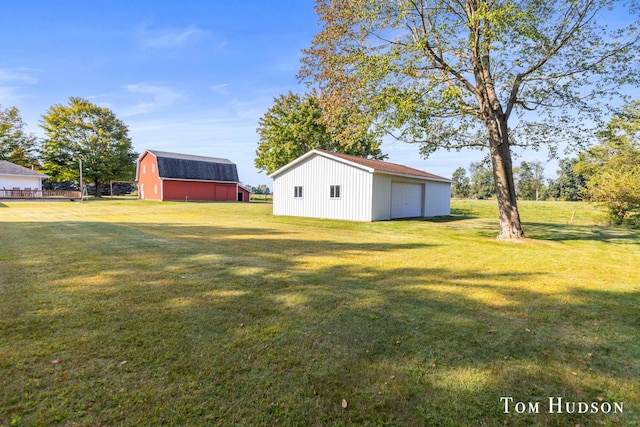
<box><xmin>136</xmin><ymin>150</ymin><xmax>251</xmax><ymax>202</ymax></box>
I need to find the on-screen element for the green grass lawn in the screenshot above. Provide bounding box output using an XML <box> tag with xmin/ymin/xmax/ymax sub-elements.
<box><xmin>1</xmin><ymin>199</ymin><xmax>639</xmax><ymax>426</ymax></box>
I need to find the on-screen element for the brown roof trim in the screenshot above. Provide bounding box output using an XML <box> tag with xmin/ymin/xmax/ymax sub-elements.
<box><xmin>314</xmin><ymin>149</ymin><xmax>451</xmax><ymax>181</ymax></box>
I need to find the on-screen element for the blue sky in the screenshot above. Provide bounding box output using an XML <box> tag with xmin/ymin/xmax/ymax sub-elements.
<box><xmin>0</xmin><ymin>0</ymin><xmax>493</xmax><ymax>187</ymax></box>
<box><xmin>3</xmin><ymin>1</ymin><xmax>632</xmax><ymax>187</ymax></box>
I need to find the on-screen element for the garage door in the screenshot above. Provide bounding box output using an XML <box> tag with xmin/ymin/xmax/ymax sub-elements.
<box><xmin>391</xmin><ymin>182</ymin><xmax>423</xmax><ymax>218</ymax></box>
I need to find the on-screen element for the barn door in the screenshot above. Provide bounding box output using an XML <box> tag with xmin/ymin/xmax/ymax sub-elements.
<box><xmin>391</xmin><ymin>182</ymin><xmax>423</xmax><ymax>218</ymax></box>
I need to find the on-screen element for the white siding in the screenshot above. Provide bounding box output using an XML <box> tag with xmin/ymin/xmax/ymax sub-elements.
<box><xmin>372</xmin><ymin>173</ymin><xmax>452</xmax><ymax>220</ymax></box>
<box><xmin>273</xmin><ymin>155</ymin><xmax>373</xmax><ymax>221</ymax></box>
<box><xmin>371</xmin><ymin>174</ymin><xmax>392</xmax><ymax>220</ymax></box>
<box><xmin>0</xmin><ymin>175</ymin><xmax>44</xmax><ymax>190</ymax></box>
<box><xmin>272</xmin><ymin>152</ymin><xmax>452</xmax><ymax>222</ymax></box>
<box><xmin>424</xmin><ymin>181</ymin><xmax>452</xmax><ymax>216</ymax></box>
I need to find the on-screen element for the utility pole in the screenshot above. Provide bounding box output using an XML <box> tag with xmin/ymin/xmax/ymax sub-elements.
<box><xmin>79</xmin><ymin>158</ymin><xmax>84</xmax><ymax>201</ymax></box>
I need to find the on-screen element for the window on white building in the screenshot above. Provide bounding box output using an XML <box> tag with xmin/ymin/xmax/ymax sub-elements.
<box><xmin>294</xmin><ymin>186</ymin><xmax>303</xmax><ymax>198</ymax></box>
<box><xmin>330</xmin><ymin>185</ymin><xmax>341</xmax><ymax>199</ymax></box>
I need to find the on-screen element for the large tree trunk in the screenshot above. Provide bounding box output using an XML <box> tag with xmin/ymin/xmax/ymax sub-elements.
<box><xmin>468</xmin><ymin>0</ymin><xmax>525</xmax><ymax>240</ymax></box>
<box><xmin>93</xmin><ymin>181</ymin><xmax>102</xmax><ymax>198</ymax></box>
<box><xmin>486</xmin><ymin>116</ymin><xmax>525</xmax><ymax>240</ymax></box>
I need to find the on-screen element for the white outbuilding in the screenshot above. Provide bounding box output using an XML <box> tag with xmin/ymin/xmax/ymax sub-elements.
<box><xmin>270</xmin><ymin>149</ymin><xmax>452</xmax><ymax>222</ymax></box>
<box><xmin>0</xmin><ymin>160</ymin><xmax>48</xmax><ymax>191</ymax></box>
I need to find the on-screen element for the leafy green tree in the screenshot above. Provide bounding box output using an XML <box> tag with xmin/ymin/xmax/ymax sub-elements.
<box><xmin>300</xmin><ymin>0</ymin><xmax>640</xmax><ymax>240</ymax></box>
<box><xmin>255</xmin><ymin>91</ymin><xmax>385</xmax><ymax>174</ymax></box>
<box><xmin>547</xmin><ymin>157</ymin><xmax>585</xmax><ymax>201</ymax></box>
<box><xmin>41</xmin><ymin>97</ymin><xmax>138</xmax><ymax>197</ymax></box>
<box><xmin>469</xmin><ymin>161</ymin><xmax>495</xmax><ymax>200</ymax></box>
<box><xmin>451</xmin><ymin>167</ymin><xmax>470</xmax><ymax>198</ymax></box>
<box><xmin>0</xmin><ymin>105</ymin><xmax>39</xmax><ymax>168</ymax></box>
<box><xmin>576</xmin><ymin>101</ymin><xmax>640</xmax><ymax>226</ymax></box>
<box><xmin>250</xmin><ymin>184</ymin><xmax>271</xmax><ymax>195</ymax></box>
<box><xmin>515</xmin><ymin>161</ymin><xmax>545</xmax><ymax>201</ymax></box>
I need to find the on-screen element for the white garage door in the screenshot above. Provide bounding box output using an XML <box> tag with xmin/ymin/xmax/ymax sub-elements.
<box><xmin>391</xmin><ymin>182</ymin><xmax>423</xmax><ymax>218</ymax></box>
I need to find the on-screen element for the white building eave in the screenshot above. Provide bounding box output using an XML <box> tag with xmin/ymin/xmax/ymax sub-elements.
<box><xmin>374</xmin><ymin>171</ymin><xmax>453</xmax><ymax>183</ymax></box>
<box><xmin>269</xmin><ymin>149</ymin><xmax>451</xmax><ymax>183</ymax></box>
<box><xmin>0</xmin><ymin>173</ymin><xmax>48</xmax><ymax>179</ymax></box>
<box><xmin>269</xmin><ymin>149</ymin><xmax>374</xmax><ymax>178</ymax></box>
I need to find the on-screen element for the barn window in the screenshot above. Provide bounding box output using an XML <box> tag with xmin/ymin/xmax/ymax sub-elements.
<box><xmin>330</xmin><ymin>185</ymin><xmax>341</xmax><ymax>199</ymax></box>
<box><xmin>294</xmin><ymin>186</ymin><xmax>303</xmax><ymax>198</ymax></box>
<box><xmin>154</xmin><ymin>184</ymin><xmax>158</xmax><ymax>194</ymax></box>
<box><xmin>142</xmin><ymin>165</ymin><xmax>147</xmax><ymax>174</ymax></box>
<box><xmin>152</xmin><ymin>163</ymin><xmax>155</xmax><ymax>173</ymax></box>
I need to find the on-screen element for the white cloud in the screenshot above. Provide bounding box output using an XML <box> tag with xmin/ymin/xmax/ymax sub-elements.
<box><xmin>0</xmin><ymin>69</ymin><xmax>38</xmax><ymax>85</ymax></box>
<box><xmin>119</xmin><ymin>83</ymin><xmax>186</xmax><ymax>117</ymax></box>
<box><xmin>0</xmin><ymin>68</ymin><xmax>38</xmax><ymax>105</ymax></box>
<box><xmin>136</xmin><ymin>24</ymin><xmax>210</xmax><ymax>49</ymax></box>
<box><xmin>210</xmin><ymin>83</ymin><xmax>229</xmax><ymax>94</ymax></box>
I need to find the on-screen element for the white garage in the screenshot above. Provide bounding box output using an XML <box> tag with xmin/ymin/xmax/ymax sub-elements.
<box><xmin>391</xmin><ymin>182</ymin><xmax>423</xmax><ymax>218</ymax></box>
<box><xmin>270</xmin><ymin>149</ymin><xmax>452</xmax><ymax>222</ymax></box>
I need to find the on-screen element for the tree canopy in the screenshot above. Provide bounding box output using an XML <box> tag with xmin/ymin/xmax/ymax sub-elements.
<box><xmin>0</xmin><ymin>105</ymin><xmax>39</xmax><ymax>168</ymax></box>
<box><xmin>469</xmin><ymin>161</ymin><xmax>496</xmax><ymax>200</ymax></box>
<box><xmin>451</xmin><ymin>167</ymin><xmax>471</xmax><ymax>198</ymax></box>
<box><xmin>515</xmin><ymin>161</ymin><xmax>545</xmax><ymax>201</ymax></box>
<box><xmin>255</xmin><ymin>91</ymin><xmax>385</xmax><ymax>175</ymax></box>
<box><xmin>41</xmin><ymin>97</ymin><xmax>138</xmax><ymax>197</ymax></box>
<box><xmin>576</xmin><ymin>101</ymin><xmax>640</xmax><ymax>226</ymax></box>
<box><xmin>547</xmin><ymin>157</ymin><xmax>585</xmax><ymax>201</ymax></box>
<box><xmin>300</xmin><ymin>0</ymin><xmax>640</xmax><ymax>239</ymax></box>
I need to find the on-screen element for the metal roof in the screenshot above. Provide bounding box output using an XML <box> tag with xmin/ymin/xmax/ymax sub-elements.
<box><xmin>0</xmin><ymin>160</ymin><xmax>49</xmax><ymax>178</ymax></box>
<box><xmin>316</xmin><ymin>149</ymin><xmax>451</xmax><ymax>181</ymax></box>
<box><xmin>146</xmin><ymin>150</ymin><xmax>239</xmax><ymax>182</ymax></box>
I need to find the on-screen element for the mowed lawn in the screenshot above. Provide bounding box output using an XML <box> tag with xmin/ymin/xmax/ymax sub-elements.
<box><xmin>1</xmin><ymin>199</ymin><xmax>639</xmax><ymax>426</ymax></box>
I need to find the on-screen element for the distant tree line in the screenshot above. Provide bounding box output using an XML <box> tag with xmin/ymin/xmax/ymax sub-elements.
<box><xmin>244</xmin><ymin>184</ymin><xmax>271</xmax><ymax>195</ymax></box>
<box><xmin>452</xmin><ymin>157</ymin><xmax>586</xmax><ymax>202</ymax></box>
<box><xmin>1</xmin><ymin>97</ymin><xmax>137</xmax><ymax>197</ymax></box>
<box><xmin>450</xmin><ymin>101</ymin><xmax>640</xmax><ymax>228</ymax></box>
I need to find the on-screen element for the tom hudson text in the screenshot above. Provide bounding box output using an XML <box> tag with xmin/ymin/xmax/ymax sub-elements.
<box><xmin>500</xmin><ymin>396</ymin><xmax>623</xmax><ymax>414</ymax></box>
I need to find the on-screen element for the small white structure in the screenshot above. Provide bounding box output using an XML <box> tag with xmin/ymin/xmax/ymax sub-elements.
<box><xmin>0</xmin><ymin>160</ymin><xmax>48</xmax><ymax>191</ymax></box>
<box><xmin>270</xmin><ymin>149</ymin><xmax>452</xmax><ymax>221</ymax></box>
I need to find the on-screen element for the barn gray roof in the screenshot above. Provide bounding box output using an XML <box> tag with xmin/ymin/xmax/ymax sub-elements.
<box><xmin>148</xmin><ymin>150</ymin><xmax>239</xmax><ymax>182</ymax></box>
<box><xmin>0</xmin><ymin>160</ymin><xmax>48</xmax><ymax>178</ymax></box>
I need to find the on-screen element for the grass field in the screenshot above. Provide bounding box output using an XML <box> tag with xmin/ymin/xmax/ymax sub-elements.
<box><xmin>1</xmin><ymin>199</ymin><xmax>639</xmax><ymax>426</ymax></box>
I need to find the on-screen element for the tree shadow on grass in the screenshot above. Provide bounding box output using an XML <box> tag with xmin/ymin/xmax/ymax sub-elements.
<box><xmin>523</xmin><ymin>222</ymin><xmax>640</xmax><ymax>243</ymax></box>
<box><xmin>136</xmin><ymin>223</ymin><xmax>298</xmax><ymax>238</ymax></box>
<box><xmin>417</xmin><ymin>214</ymin><xmax>475</xmax><ymax>223</ymax></box>
<box><xmin>394</xmin><ymin>207</ymin><xmax>479</xmax><ymax>223</ymax></box>
<box><xmin>450</xmin><ymin>206</ymin><xmax>478</xmax><ymax>217</ymax></box>
<box><xmin>1</xmin><ymin>220</ymin><xmax>638</xmax><ymax>426</ymax></box>
<box><xmin>469</xmin><ymin>220</ymin><xmax>640</xmax><ymax>243</ymax></box>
